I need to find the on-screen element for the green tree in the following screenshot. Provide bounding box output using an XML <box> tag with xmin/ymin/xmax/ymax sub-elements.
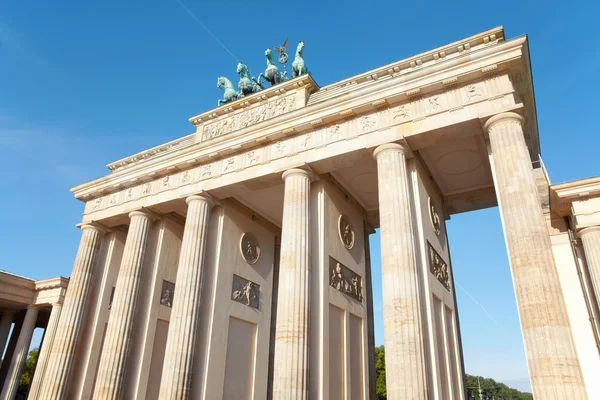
<box><xmin>19</xmin><ymin>347</ymin><xmax>39</xmax><ymax>391</ymax></box>
<box><xmin>374</xmin><ymin>346</ymin><xmax>533</xmax><ymax>400</ymax></box>
<box><xmin>375</xmin><ymin>345</ymin><xmax>387</xmax><ymax>399</ymax></box>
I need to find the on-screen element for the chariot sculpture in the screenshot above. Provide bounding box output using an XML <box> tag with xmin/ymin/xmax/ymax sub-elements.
<box><xmin>216</xmin><ymin>39</ymin><xmax>309</xmax><ymax>106</ymax></box>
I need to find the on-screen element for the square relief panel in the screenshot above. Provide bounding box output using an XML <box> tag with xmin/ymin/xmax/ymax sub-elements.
<box><xmin>231</xmin><ymin>274</ymin><xmax>260</xmax><ymax>309</ymax></box>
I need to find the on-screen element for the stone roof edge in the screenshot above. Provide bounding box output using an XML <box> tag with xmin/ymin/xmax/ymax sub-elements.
<box><xmin>315</xmin><ymin>26</ymin><xmax>505</xmax><ymax>93</ymax></box>
<box><xmin>71</xmin><ymin>32</ymin><xmax>526</xmax><ymax>200</ymax></box>
<box><xmin>551</xmin><ymin>176</ymin><xmax>600</xmax><ymax>200</ymax></box>
<box><xmin>103</xmin><ymin>27</ymin><xmax>504</xmax><ymax>175</ymax></box>
<box><xmin>106</xmin><ymin>133</ymin><xmax>196</xmax><ymax>172</ymax></box>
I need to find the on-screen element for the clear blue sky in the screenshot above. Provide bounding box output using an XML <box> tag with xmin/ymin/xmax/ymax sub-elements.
<box><xmin>1</xmin><ymin>0</ymin><xmax>598</xmax><ymax>393</ymax></box>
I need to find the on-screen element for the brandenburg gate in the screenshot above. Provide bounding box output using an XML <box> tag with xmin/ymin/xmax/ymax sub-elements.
<box><xmin>24</xmin><ymin>26</ymin><xmax>600</xmax><ymax>399</ymax></box>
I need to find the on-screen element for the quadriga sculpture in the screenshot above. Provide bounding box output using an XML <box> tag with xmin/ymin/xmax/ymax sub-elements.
<box><xmin>257</xmin><ymin>48</ymin><xmax>288</xmax><ymax>86</ymax></box>
<box><xmin>217</xmin><ymin>76</ymin><xmax>240</xmax><ymax>106</ymax></box>
<box><xmin>237</xmin><ymin>62</ymin><xmax>263</xmax><ymax>96</ymax></box>
<box><xmin>292</xmin><ymin>41</ymin><xmax>308</xmax><ymax>78</ymax></box>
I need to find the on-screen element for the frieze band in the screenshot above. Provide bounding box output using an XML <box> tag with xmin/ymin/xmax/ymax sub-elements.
<box><xmin>85</xmin><ymin>77</ymin><xmax>510</xmax><ymax>216</ymax></box>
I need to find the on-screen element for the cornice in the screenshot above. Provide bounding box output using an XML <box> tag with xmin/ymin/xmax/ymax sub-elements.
<box><xmin>551</xmin><ymin>176</ymin><xmax>600</xmax><ymax>200</ymax></box>
<box><xmin>106</xmin><ymin>134</ymin><xmax>195</xmax><ymax>172</ymax></box>
<box><xmin>71</xmin><ymin>31</ymin><xmax>527</xmax><ymax>202</ymax></box>
<box><xmin>35</xmin><ymin>276</ymin><xmax>70</xmax><ymax>291</ymax></box>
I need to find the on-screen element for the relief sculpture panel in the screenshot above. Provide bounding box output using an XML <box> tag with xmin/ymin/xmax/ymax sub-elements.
<box><xmin>201</xmin><ymin>94</ymin><xmax>296</xmax><ymax>142</ymax></box>
<box><xmin>329</xmin><ymin>257</ymin><xmax>363</xmax><ymax>302</ymax></box>
<box><xmin>231</xmin><ymin>274</ymin><xmax>260</xmax><ymax>309</ymax></box>
<box><xmin>428</xmin><ymin>242</ymin><xmax>450</xmax><ymax>291</ymax></box>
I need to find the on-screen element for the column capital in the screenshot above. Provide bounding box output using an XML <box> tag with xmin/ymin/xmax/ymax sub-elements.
<box><xmin>372</xmin><ymin>142</ymin><xmax>410</xmax><ymax>160</ymax></box>
<box><xmin>282</xmin><ymin>168</ymin><xmax>313</xmax><ymax>182</ymax></box>
<box><xmin>186</xmin><ymin>192</ymin><xmax>216</xmax><ymax>207</ymax></box>
<box><xmin>483</xmin><ymin>112</ymin><xmax>524</xmax><ymax>132</ymax></box>
<box><xmin>580</xmin><ymin>225</ymin><xmax>600</xmax><ymax>236</ymax></box>
<box><xmin>80</xmin><ymin>222</ymin><xmax>109</xmax><ymax>235</ymax></box>
<box><xmin>128</xmin><ymin>208</ymin><xmax>158</xmax><ymax>222</ymax></box>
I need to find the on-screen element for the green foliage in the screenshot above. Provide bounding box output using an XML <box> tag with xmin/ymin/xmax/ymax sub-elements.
<box><xmin>373</xmin><ymin>346</ymin><xmax>533</xmax><ymax>400</ymax></box>
<box><xmin>19</xmin><ymin>347</ymin><xmax>39</xmax><ymax>387</ymax></box>
<box><xmin>465</xmin><ymin>374</ymin><xmax>533</xmax><ymax>400</ymax></box>
<box><xmin>375</xmin><ymin>345</ymin><xmax>387</xmax><ymax>399</ymax></box>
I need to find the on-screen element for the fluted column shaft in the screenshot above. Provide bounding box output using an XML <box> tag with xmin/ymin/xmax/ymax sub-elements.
<box><xmin>158</xmin><ymin>194</ymin><xmax>213</xmax><ymax>400</ymax></box>
<box><xmin>38</xmin><ymin>224</ymin><xmax>105</xmax><ymax>400</ymax></box>
<box><xmin>93</xmin><ymin>211</ymin><xmax>154</xmax><ymax>400</ymax></box>
<box><xmin>0</xmin><ymin>306</ymin><xmax>38</xmax><ymax>400</ymax></box>
<box><xmin>373</xmin><ymin>143</ymin><xmax>427</xmax><ymax>399</ymax></box>
<box><xmin>486</xmin><ymin>112</ymin><xmax>586</xmax><ymax>399</ymax></box>
<box><xmin>0</xmin><ymin>312</ymin><xmax>14</xmax><ymax>359</ymax></box>
<box><xmin>28</xmin><ymin>303</ymin><xmax>63</xmax><ymax>400</ymax></box>
<box><xmin>580</xmin><ymin>227</ymin><xmax>600</xmax><ymax>310</ymax></box>
<box><xmin>273</xmin><ymin>169</ymin><xmax>312</xmax><ymax>400</ymax></box>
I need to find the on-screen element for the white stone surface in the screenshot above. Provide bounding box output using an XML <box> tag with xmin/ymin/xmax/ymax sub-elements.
<box><xmin>28</xmin><ymin>303</ymin><xmax>62</xmax><ymax>399</ymax></box>
<box><xmin>486</xmin><ymin>112</ymin><xmax>587</xmax><ymax>399</ymax></box>
<box><xmin>38</xmin><ymin>224</ymin><xmax>104</xmax><ymax>400</ymax></box>
<box><xmin>93</xmin><ymin>211</ymin><xmax>154</xmax><ymax>399</ymax></box>
<box><xmin>0</xmin><ymin>306</ymin><xmax>38</xmax><ymax>400</ymax></box>
<box><xmin>374</xmin><ymin>143</ymin><xmax>428</xmax><ymax>399</ymax></box>
<box><xmin>158</xmin><ymin>194</ymin><xmax>213</xmax><ymax>399</ymax></box>
<box><xmin>273</xmin><ymin>169</ymin><xmax>312</xmax><ymax>399</ymax></box>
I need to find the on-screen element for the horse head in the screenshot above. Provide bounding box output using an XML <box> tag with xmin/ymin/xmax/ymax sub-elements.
<box><xmin>236</xmin><ymin>62</ymin><xmax>247</xmax><ymax>76</ymax></box>
<box><xmin>297</xmin><ymin>41</ymin><xmax>305</xmax><ymax>55</ymax></box>
<box><xmin>265</xmin><ymin>48</ymin><xmax>276</xmax><ymax>64</ymax></box>
<box><xmin>217</xmin><ymin>76</ymin><xmax>226</xmax><ymax>88</ymax></box>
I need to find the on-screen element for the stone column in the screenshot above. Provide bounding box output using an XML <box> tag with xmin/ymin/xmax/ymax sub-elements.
<box><xmin>580</xmin><ymin>227</ymin><xmax>600</xmax><ymax>307</ymax></box>
<box><xmin>373</xmin><ymin>143</ymin><xmax>427</xmax><ymax>399</ymax></box>
<box><xmin>0</xmin><ymin>306</ymin><xmax>38</xmax><ymax>400</ymax></box>
<box><xmin>485</xmin><ymin>112</ymin><xmax>587</xmax><ymax>399</ymax></box>
<box><xmin>158</xmin><ymin>194</ymin><xmax>213</xmax><ymax>400</ymax></box>
<box><xmin>273</xmin><ymin>169</ymin><xmax>312</xmax><ymax>400</ymax></box>
<box><xmin>28</xmin><ymin>303</ymin><xmax>63</xmax><ymax>400</ymax></box>
<box><xmin>0</xmin><ymin>312</ymin><xmax>14</xmax><ymax>360</ymax></box>
<box><xmin>93</xmin><ymin>210</ymin><xmax>154</xmax><ymax>400</ymax></box>
<box><xmin>38</xmin><ymin>223</ymin><xmax>106</xmax><ymax>400</ymax></box>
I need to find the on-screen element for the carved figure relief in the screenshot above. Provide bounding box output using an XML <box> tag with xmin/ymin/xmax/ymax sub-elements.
<box><xmin>240</xmin><ymin>232</ymin><xmax>260</xmax><ymax>264</ymax></box>
<box><xmin>162</xmin><ymin>176</ymin><xmax>170</xmax><ymax>187</ymax></box>
<box><xmin>126</xmin><ymin>188</ymin><xmax>133</xmax><ymax>200</ymax></box>
<box><xmin>428</xmin><ymin>197</ymin><xmax>442</xmax><ymax>236</ymax></box>
<box><xmin>338</xmin><ymin>215</ymin><xmax>355</xmax><ymax>250</ymax></box>
<box><xmin>246</xmin><ymin>150</ymin><xmax>259</xmax><ymax>165</ymax></box>
<box><xmin>427</xmin><ymin>96</ymin><xmax>443</xmax><ymax>113</ymax></box>
<box><xmin>223</xmin><ymin>157</ymin><xmax>235</xmax><ymax>173</ymax></box>
<box><xmin>201</xmin><ymin>94</ymin><xmax>296</xmax><ymax>142</ymax></box>
<box><xmin>201</xmin><ymin>165</ymin><xmax>212</xmax><ymax>177</ymax></box>
<box><xmin>466</xmin><ymin>84</ymin><xmax>485</xmax><ymax>101</ymax></box>
<box><xmin>393</xmin><ymin>105</ymin><xmax>411</xmax><ymax>120</ymax></box>
<box><xmin>93</xmin><ymin>198</ymin><xmax>102</xmax><ymax>211</ymax></box>
<box><xmin>231</xmin><ymin>274</ymin><xmax>259</xmax><ymax>309</ymax></box>
<box><xmin>142</xmin><ymin>183</ymin><xmax>151</xmax><ymax>195</ymax></box>
<box><xmin>160</xmin><ymin>280</ymin><xmax>175</xmax><ymax>307</ymax></box>
<box><xmin>181</xmin><ymin>170</ymin><xmax>190</xmax><ymax>183</ymax></box>
<box><xmin>109</xmin><ymin>194</ymin><xmax>117</xmax><ymax>205</ymax></box>
<box><xmin>428</xmin><ymin>242</ymin><xmax>450</xmax><ymax>291</ymax></box>
<box><xmin>329</xmin><ymin>124</ymin><xmax>341</xmax><ymax>139</ymax></box>
<box><xmin>329</xmin><ymin>257</ymin><xmax>363</xmax><ymax>302</ymax></box>
<box><xmin>359</xmin><ymin>115</ymin><xmax>376</xmax><ymax>132</ymax></box>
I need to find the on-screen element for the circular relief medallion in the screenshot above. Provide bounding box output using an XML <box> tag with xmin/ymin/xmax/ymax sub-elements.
<box><xmin>428</xmin><ymin>197</ymin><xmax>441</xmax><ymax>236</ymax></box>
<box><xmin>338</xmin><ymin>215</ymin><xmax>355</xmax><ymax>250</ymax></box>
<box><xmin>240</xmin><ymin>232</ymin><xmax>260</xmax><ymax>264</ymax></box>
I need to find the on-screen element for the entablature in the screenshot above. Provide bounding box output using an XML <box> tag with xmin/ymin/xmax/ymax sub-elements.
<box><xmin>72</xmin><ymin>30</ymin><xmax>538</xmax><ymax>225</ymax></box>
